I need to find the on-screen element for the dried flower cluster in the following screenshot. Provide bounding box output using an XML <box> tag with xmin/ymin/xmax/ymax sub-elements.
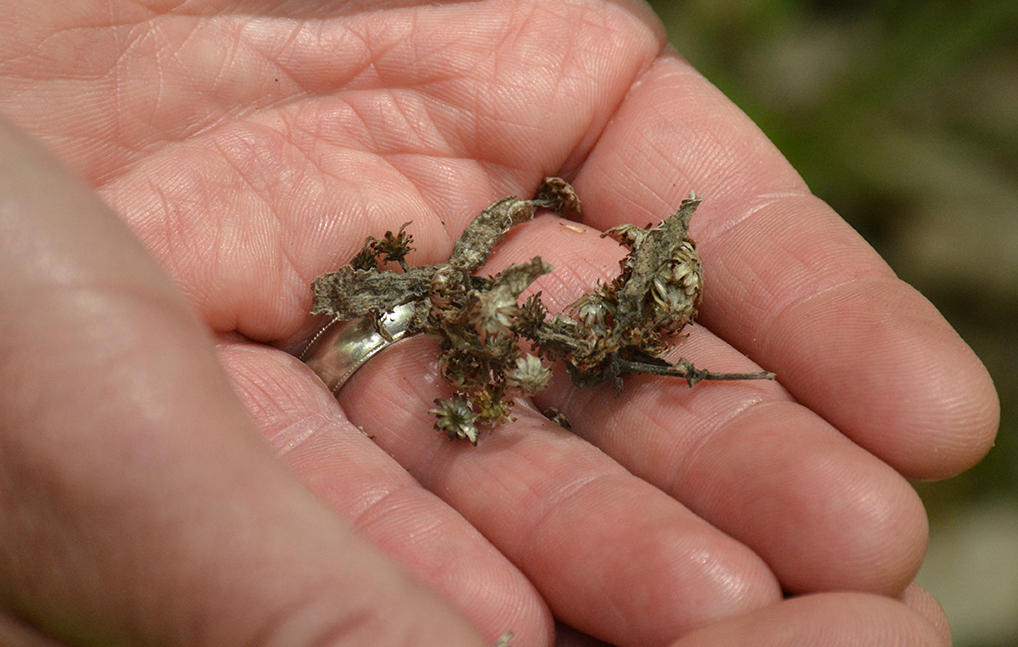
<box><xmin>311</xmin><ymin>178</ymin><xmax>774</xmax><ymax>444</ymax></box>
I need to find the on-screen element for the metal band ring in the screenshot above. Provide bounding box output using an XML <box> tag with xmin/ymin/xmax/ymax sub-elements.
<box><xmin>300</xmin><ymin>303</ymin><xmax>417</xmax><ymax>394</ymax></box>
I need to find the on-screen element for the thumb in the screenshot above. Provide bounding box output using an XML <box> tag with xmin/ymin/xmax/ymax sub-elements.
<box><xmin>0</xmin><ymin>118</ymin><xmax>486</xmax><ymax>646</ymax></box>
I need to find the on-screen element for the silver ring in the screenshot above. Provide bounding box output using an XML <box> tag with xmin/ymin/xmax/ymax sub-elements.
<box><xmin>300</xmin><ymin>303</ymin><xmax>417</xmax><ymax>394</ymax></box>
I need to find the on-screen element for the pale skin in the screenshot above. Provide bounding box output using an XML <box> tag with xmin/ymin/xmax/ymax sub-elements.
<box><xmin>0</xmin><ymin>1</ymin><xmax>999</xmax><ymax>646</ymax></box>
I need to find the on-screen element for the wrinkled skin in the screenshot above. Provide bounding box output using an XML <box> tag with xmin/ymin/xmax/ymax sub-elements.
<box><xmin>0</xmin><ymin>1</ymin><xmax>998</xmax><ymax>646</ymax></box>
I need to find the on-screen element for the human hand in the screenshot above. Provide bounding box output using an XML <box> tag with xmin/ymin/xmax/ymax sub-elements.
<box><xmin>0</xmin><ymin>1</ymin><xmax>997</xmax><ymax>646</ymax></box>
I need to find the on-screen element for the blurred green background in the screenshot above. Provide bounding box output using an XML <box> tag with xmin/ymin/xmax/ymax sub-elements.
<box><xmin>646</xmin><ymin>1</ymin><xmax>1018</xmax><ymax>645</ymax></box>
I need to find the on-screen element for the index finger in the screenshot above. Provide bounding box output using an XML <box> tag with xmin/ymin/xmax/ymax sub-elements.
<box><xmin>572</xmin><ymin>52</ymin><xmax>998</xmax><ymax>480</ymax></box>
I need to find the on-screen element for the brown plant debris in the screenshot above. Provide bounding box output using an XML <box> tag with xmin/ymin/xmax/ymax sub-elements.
<box><xmin>311</xmin><ymin>178</ymin><xmax>775</xmax><ymax>444</ymax></box>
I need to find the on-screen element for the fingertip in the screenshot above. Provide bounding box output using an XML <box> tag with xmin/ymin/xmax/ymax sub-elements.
<box><xmin>764</xmin><ymin>277</ymin><xmax>1000</xmax><ymax>480</ymax></box>
<box><xmin>681</xmin><ymin>401</ymin><xmax>929</xmax><ymax>596</ymax></box>
<box><xmin>900</xmin><ymin>583</ymin><xmax>952</xmax><ymax>646</ymax></box>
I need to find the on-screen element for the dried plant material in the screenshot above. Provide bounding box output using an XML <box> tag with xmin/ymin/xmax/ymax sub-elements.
<box><xmin>542</xmin><ymin>407</ymin><xmax>571</xmax><ymax>429</ymax></box>
<box><xmin>493</xmin><ymin>632</ymin><xmax>514</xmax><ymax>647</ymax></box>
<box><xmin>312</xmin><ymin>178</ymin><xmax>775</xmax><ymax>444</ymax></box>
<box><xmin>428</xmin><ymin>396</ymin><xmax>481</xmax><ymax>444</ymax></box>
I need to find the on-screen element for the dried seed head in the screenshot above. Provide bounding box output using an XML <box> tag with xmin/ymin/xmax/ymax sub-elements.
<box><xmin>350</xmin><ymin>240</ymin><xmax>380</xmax><ymax>270</ymax></box>
<box><xmin>507</xmin><ymin>354</ymin><xmax>552</xmax><ymax>394</ymax></box>
<box><xmin>533</xmin><ymin>176</ymin><xmax>582</xmax><ymax>220</ymax></box>
<box><xmin>429</xmin><ymin>397</ymin><xmax>480</xmax><ymax>444</ymax></box>
<box><xmin>438</xmin><ymin>347</ymin><xmax>488</xmax><ymax>393</ymax></box>
<box><xmin>513</xmin><ymin>293</ymin><xmax>548</xmax><ymax>337</ymax></box>
<box><xmin>601</xmin><ymin>223</ymin><xmax>649</xmax><ymax>249</ymax></box>
<box><xmin>429</xmin><ymin>265</ymin><xmax>465</xmax><ymax>312</ymax></box>
<box><xmin>649</xmin><ymin>239</ymin><xmax>703</xmax><ymax>333</ymax></box>
<box><xmin>373</xmin><ymin>221</ymin><xmax>415</xmax><ymax>271</ymax></box>
<box><xmin>469</xmin><ymin>288</ymin><xmax>519</xmax><ymax>341</ymax></box>
<box><xmin>567</xmin><ymin>291</ymin><xmax>615</xmax><ymax>336</ymax></box>
<box><xmin>473</xmin><ymin>387</ymin><xmax>515</xmax><ymax>425</ymax></box>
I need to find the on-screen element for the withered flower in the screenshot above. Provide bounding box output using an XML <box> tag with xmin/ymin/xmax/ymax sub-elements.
<box><xmin>507</xmin><ymin>354</ymin><xmax>552</xmax><ymax>394</ymax></box>
<box><xmin>429</xmin><ymin>397</ymin><xmax>481</xmax><ymax>444</ymax></box>
<box><xmin>567</xmin><ymin>291</ymin><xmax>615</xmax><ymax>336</ymax></box>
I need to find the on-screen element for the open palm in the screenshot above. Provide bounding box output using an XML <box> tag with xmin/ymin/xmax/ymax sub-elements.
<box><xmin>0</xmin><ymin>1</ymin><xmax>997</xmax><ymax>646</ymax></box>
